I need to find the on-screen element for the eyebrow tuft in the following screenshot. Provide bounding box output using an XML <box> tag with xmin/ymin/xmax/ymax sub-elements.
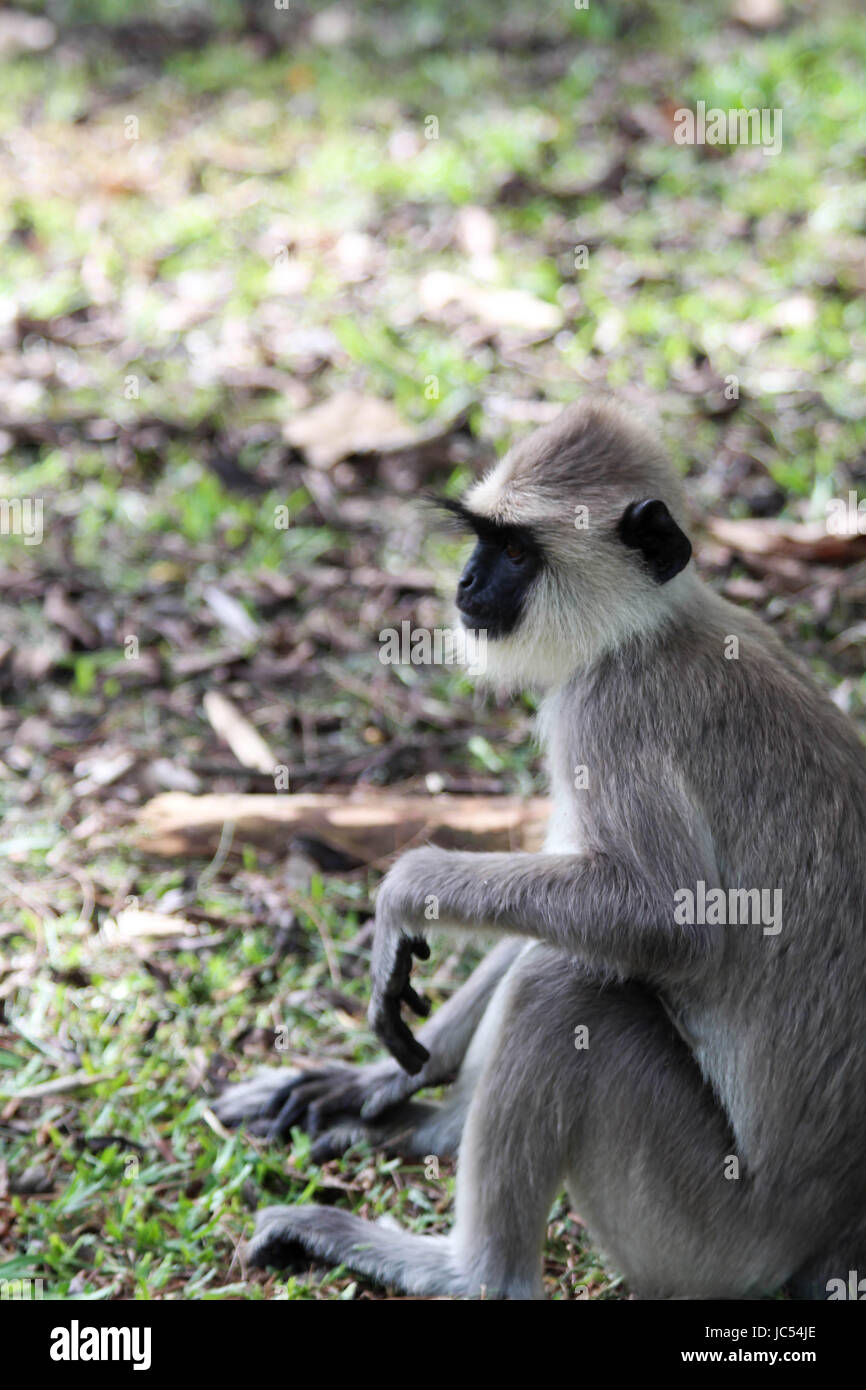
<box><xmin>427</xmin><ymin>495</ymin><xmax>542</xmax><ymax>552</ymax></box>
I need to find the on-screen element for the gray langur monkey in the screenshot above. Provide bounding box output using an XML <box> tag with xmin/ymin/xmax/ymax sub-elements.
<box><xmin>215</xmin><ymin>398</ymin><xmax>866</xmax><ymax>1300</ymax></box>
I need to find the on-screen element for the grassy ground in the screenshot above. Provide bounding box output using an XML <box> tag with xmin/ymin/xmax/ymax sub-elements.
<box><xmin>1</xmin><ymin>0</ymin><xmax>865</xmax><ymax>1299</ymax></box>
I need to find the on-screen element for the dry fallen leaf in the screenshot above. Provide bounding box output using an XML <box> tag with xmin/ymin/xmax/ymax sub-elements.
<box><xmin>418</xmin><ymin>270</ymin><xmax>563</xmax><ymax>336</ymax></box>
<box><xmin>706</xmin><ymin>516</ymin><xmax>866</xmax><ymax>564</ymax></box>
<box><xmin>454</xmin><ymin>205</ymin><xmax>498</xmax><ymax>276</ymax></box>
<box><xmin>203</xmin><ymin>691</ymin><xmax>278</xmax><ymax>775</ymax></box>
<box><xmin>203</xmin><ymin>585</ymin><xmax>259</xmax><ymax>643</ymax></box>
<box><xmin>731</xmin><ymin>0</ymin><xmax>784</xmax><ymax>32</ymax></box>
<box><xmin>0</xmin><ymin>1070</ymin><xmax>114</xmax><ymax>1100</ymax></box>
<box><xmin>283</xmin><ymin>391</ymin><xmax>417</xmax><ymax>470</ymax></box>
<box><xmin>0</xmin><ymin>11</ymin><xmax>56</xmax><ymax>56</ymax></box>
<box><xmin>73</xmin><ymin>748</ymin><xmax>136</xmax><ymax>796</ymax></box>
<box><xmin>43</xmin><ymin>584</ymin><xmax>99</xmax><ymax>648</ymax></box>
<box><xmin>112</xmin><ymin>908</ymin><xmax>201</xmax><ymax>939</ymax></box>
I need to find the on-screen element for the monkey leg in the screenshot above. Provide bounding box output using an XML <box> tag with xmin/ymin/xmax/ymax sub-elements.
<box><xmin>245</xmin><ymin>944</ymin><xmax>814</xmax><ymax>1299</ymax></box>
<box><xmin>246</xmin><ymin>1086</ymin><xmax>481</xmax><ymax>1291</ymax></box>
<box><xmin>247</xmin><ymin>942</ymin><xmax>560</xmax><ymax>1297</ymax></box>
<box><xmin>246</xmin><ymin>1081</ymin><xmax>491</xmax><ymax>1294</ymax></box>
<box><xmin>214</xmin><ymin>938</ymin><xmax>524</xmax><ymax>1140</ymax></box>
<box><xmin>527</xmin><ymin>963</ymin><xmax>812</xmax><ymax>1299</ymax></box>
<box><xmin>453</xmin><ymin>943</ymin><xmax>810</xmax><ymax>1300</ymax></box>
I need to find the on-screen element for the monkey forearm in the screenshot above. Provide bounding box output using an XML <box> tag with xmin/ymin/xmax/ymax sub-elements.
<box><xmin>379</xmin><ymin>847</ymin><xmax>717</xmax><ymax>982</ymax></box>
<box><xmin>370</xmin><ymin>841</ymin><xmax>719</xmax><ymax>1072</ymax></box>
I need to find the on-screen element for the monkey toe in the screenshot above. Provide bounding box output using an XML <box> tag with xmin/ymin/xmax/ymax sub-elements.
<box><xmin>359</xmin><ymin>1071</ymin><xmax>420</xmax><ymax>1120</ymax></box>
<box><xmin>214</xmin><ymin>1065</ymin><xmax>362</xmax><ymax>1139</ymax></box>
<box><xmin>212</xmin><ymin>1068</ymin><xmax>303</xmax><ymax>1128</ymax></box>
<box><xmin>214</xmin><ymin>1060</ymin><xmax>423</xmax><ymax>1146</ymax></box>
<box><xmin>309</xmin><ymin>1125</ymin><xmax>366</xmax><ymax>1162</ymax></box>
<box><xmin>267</xmin><ymin>1069</ymin><xmax>367</xmax><ymax>1139</ymax></box>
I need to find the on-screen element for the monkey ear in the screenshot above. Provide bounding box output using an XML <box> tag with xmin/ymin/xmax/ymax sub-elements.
<box><xmin>618</xmin><ymin>499</ymin><xmax>692</xmax><ymax>584</ymax></box>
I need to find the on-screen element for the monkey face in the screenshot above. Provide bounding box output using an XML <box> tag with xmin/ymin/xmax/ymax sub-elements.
<box><xmin>455</xmin><ymin>522</ymin><xmax>543</xmax><ymax>639</ymax></box>
<box><xmin>438</xmin><ymin>399</ymin><xmax>696</xmax><ymax>689</ymax></box>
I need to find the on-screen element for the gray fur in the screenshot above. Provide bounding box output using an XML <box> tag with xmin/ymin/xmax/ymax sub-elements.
<box><xmin>226</xmin><ymin>399</ymin><xmax>866</xmax><ymax>1299</ymax></box>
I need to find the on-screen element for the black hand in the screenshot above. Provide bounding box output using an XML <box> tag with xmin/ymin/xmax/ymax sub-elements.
<box><xmin>372</xmin><ymin>935</ymin><xmax>431</xmax><ymax>1074</ymax></box>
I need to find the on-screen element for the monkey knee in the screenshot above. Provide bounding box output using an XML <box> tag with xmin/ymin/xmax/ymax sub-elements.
<box><xmin>491</xmin><ymin>963</ymin><xmax>669</xmax><ymax>1100</ymax></box>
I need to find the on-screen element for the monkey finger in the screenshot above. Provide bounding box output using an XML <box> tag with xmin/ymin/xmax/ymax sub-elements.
<box><xmin>390</xmin><ymin>1024</ymin><xmax>430</xmax><ymax>1075</ymax></box>
<box><xmin>401</xmin><ymin>982</ymin><xmax>431</xmax><ymax>1018</ymax></box>
<box><xmin>399</xmin><ymin>1039</ymin><xmax>430</xmax><ymax>1075</ymax></box>
<box><xmin>302</xmin><ymin>1084</ymin><xmax>361</xmax><ymax>1131</ymax></box>
<box><xmin>373</xmin><ymin>997</ymin><xmax>430</xmax><ymax>1075</ymax></box>
<box><xmin>408</xmin><ymin>935</ymin><xmax>431</xmax><ymax>960</ymax></box>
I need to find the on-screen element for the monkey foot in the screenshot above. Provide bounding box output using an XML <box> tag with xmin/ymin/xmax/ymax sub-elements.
<box><xmin>213</xmin><ymin>1059</ymin><xmax>422</xmax><ymax>1141</ymax></box>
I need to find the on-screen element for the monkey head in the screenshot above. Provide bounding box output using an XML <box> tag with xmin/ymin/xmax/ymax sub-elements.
<box><xmin>443</xmin><ymin>398</ymin><xmax>694</xmax><ymax>690</ymax></box>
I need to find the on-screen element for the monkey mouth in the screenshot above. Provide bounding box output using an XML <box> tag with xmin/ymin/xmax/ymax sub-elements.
<box><xmin>457</xmin><ymin>603</ymin><xmax>506</xmax><ymax>638</ymax></box>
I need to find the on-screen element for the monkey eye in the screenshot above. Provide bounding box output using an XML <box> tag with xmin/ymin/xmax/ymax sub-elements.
<box><xmin>504</xmin><ymin>541</ymin><xmax>525</xmax><ymax>563</ymax></box>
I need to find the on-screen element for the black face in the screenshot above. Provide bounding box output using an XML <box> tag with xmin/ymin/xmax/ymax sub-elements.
<box><xmin>443</xmin><ymin>502</ymin><xmax>542</xmax><ymax>638</ymax></box>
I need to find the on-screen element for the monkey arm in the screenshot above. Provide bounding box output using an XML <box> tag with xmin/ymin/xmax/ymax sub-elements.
<box><xmin>370</xmin><ymin>836</ymin><xmax>720</xmax><ymax>1072</ymax></box>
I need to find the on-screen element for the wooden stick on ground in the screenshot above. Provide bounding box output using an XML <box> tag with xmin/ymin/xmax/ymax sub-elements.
<box><xmin>134</xmin><ymin>791</ymin><xmax>551</xmax><ymax>864</ymax></box>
